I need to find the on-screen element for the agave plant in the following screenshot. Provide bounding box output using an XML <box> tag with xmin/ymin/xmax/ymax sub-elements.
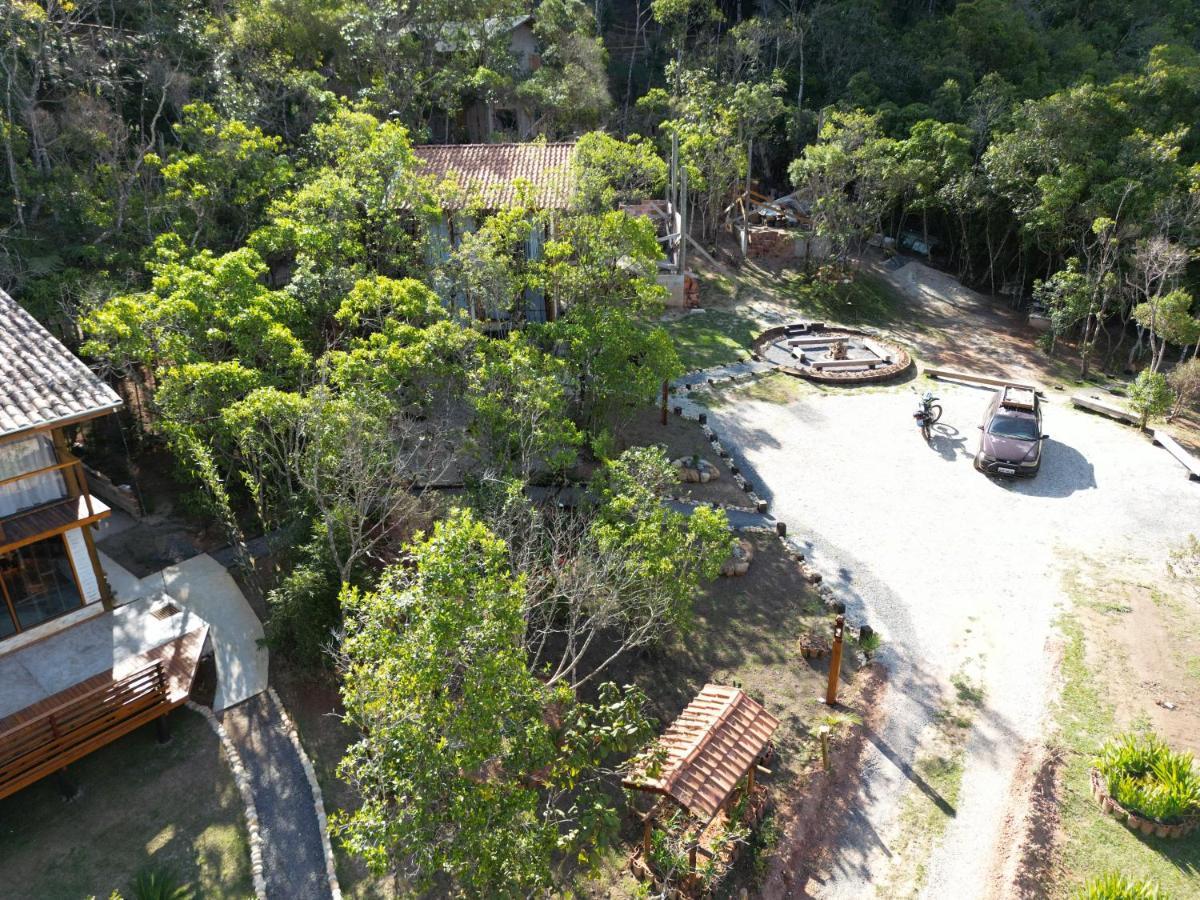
<box><xmin>1075</xmin><ymin>872</ymin><xmax>1167</xmax><ymax>899</ymax></box>
<box><xmin>1095</xmin><ymin>731</ymin><xmax>1200</xmax><ymax>823</ymax></box>
<box><xmin>131</xmin><ymin>865</ymin><xmax>192</xmax><ymax>900</ymax></box>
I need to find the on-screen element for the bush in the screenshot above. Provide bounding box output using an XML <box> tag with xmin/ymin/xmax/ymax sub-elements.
<box><xmin>131</xmin><ymin>865</ymin><xmax>192</xmax><ymax>900</ymax></box>
<box><xmin>1075</xmin><ymin>872</ymin><xmax>1167</xmax><ymax>899</ymax></box>
<box><xmin>264</xmin><ymin>528</ymin><xmax>342</xmax><ymax>668</ymax></box>
<box><xmin>1094</xmin><ymin>732</ymin><xmax>1200</xmax><ymax>824</ymax></box>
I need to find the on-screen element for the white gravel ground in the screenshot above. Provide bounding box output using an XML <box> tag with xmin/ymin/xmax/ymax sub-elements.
<box><xmin>708</xmin><ymin>382</ymin><xmax>1200</xmax><ymax>898</ymax></box>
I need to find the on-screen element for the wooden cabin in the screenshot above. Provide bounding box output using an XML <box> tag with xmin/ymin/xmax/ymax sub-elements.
<box><xmin>413</xmin><ymin>141</ymin><xmax>576</xmax><ymax>328</ymax></box>
<box><xmin>0</xmin><ymin>289</ymin><xmax>121</xmax><ymax>640</ymax></box>
<box><xmin>0</xmin><ymin>289</ymin><xmax>207</xmax><ymax>800</ymax></box>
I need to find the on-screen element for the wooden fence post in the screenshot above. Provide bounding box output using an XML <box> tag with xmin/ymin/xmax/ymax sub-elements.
<box><xmin>825</xmin><ymin>614</ymin><xmax>845</xmax><ymax>705</ymax></box>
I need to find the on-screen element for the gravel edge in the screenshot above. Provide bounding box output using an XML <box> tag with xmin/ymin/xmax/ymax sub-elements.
<box><xmin>186</xmin><ymin>700</ymin><xmax>268</xmax><ymax>899</ymax></box>
<box><xmin>267</xmin><ymin>687</ymin><xmax>343</xmax><ymax>900</ymax></box>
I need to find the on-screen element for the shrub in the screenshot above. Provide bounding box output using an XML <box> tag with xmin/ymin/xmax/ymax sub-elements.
<box><xmin>130</xmin><ymin>865</ymin><xmax>192</xmax><ymax>900</ymax></box>
<box><xmin>1075</xmin><ymin>872</ymin><xmax>1167</xmax><ymax>899</ymax></box>
<box><xmin>1094</xmin><ymin>732</ymin><xmax>1200</xmax><ymax>824</ymax></box>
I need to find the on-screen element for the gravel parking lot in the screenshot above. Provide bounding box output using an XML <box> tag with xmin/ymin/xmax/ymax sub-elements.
<box><xmin>708</xmin><ymin>381</ymin><xmax>1200</xmax><ymax>898</ymax></box>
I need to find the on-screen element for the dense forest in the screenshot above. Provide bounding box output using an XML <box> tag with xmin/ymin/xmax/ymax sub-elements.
<box><xmin>3</xmin><ymin>1</ymin><xmax>1200</xmax><ymax>893</ymax></box>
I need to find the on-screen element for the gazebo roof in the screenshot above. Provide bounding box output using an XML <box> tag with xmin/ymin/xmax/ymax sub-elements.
<box><xmin>624</xmin><ymin>684</ymin><xmax>780</xmax><ymax>823</ymax></box>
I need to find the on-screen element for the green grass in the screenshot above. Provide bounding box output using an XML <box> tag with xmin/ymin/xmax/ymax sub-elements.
<box><xmin>781</xmin><ymin>271</ymin><xmax>908</xmax><ymax>328</ymax></box>
<box><xmin>0</xmin><ymin>708</ymin><xmax>252</xmax><ymax>899</ymax></box>
<box><xmin>1052</xmin><ymin>613</ymin><xmax>1200</xmax><ymax>897</ymax></box>
<box><xmin>663</xmin><ymin>308</ymin><xmax>760</xmax><ymax>370</ymax></box>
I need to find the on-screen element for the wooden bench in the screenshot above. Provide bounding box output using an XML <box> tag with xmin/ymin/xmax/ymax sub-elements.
<box><xmin>811</xmin><ymin>358</ymin><xmax>882</xmax><ymax>371</ymax></box>
<box><xmin>1151</xmin><ymin>430</ymin><xmax>1200</xmax><ymax>481</ymax></box>
<box><xmin>1071</xmin><ymin>394</ymin><xmax>1141</xmax><ymax>426</ymax></box>
<box><xmin>0</xmin><ymin>627</ymin><xmax>207</xmax><ymax>800</ymax></box>
<box><xmin>925</xmin><ymin>367</ymin><xmax>1039</xmax><ymax>392</ymax></box>
<box><xmin>788</xmin><ymin>336</ymin><xmax>838</xmax><ymax>347</ymax></box>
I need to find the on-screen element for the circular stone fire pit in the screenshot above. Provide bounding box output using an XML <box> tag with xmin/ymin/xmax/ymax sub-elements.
<box><xmin>754</xmin><ymin>322</ymin><xmax>911</xmax><ymax>384</ymax></box>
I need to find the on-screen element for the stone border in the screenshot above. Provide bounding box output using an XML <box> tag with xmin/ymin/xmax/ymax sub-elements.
<box><xmin>754</xmin><ymin>324</ymin><xmax>912</xmax><ymax>384</ymax></box>
<box><xmin>269</xmin><ymin>687</ymin><xmax>344</xmax><ymax>900</ymax></box>
<box><xmin>1090</xmin><ymin>767</ymin><xmax>1200</xmax><ymax>839</ymax></box>
<box><xmin>187</xmin><ymin>701</ymin><xmax>268</xmax><ymax>899</ymax></box>
<box><xmin>663</xmin><ymin>401</ymin><xmax>768</xmax><ymax>511</ymax></box>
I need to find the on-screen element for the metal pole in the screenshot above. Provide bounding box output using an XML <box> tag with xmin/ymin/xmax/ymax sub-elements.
<box><xmin>826</xmin><ymin>614</ymin><xmax>845</xmax><ymax>705</ymax></box>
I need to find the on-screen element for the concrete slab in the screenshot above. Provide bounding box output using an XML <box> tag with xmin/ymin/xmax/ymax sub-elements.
<box><xmin>1</xmin><ymin>551</ymin><xmax>268</xmax><ymax>719</ymax></box>
<box><xmin>0</xmin><ymin>592</ymin><xmax>207</xmax><ymax>720</ymax></box>
<box><xmin>157</xmin><ymin>553</ymin><xmax>268</xmax><ymax>711</ymax></box>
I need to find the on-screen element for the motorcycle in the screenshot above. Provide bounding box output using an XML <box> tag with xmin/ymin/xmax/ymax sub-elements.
<box><xmin>913</xmin><ymin>391</ymin><xmax>942</xmax><ymax>439</ymax></box>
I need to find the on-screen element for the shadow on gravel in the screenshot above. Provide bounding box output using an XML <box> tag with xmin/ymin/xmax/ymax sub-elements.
<box><xmin>863</xmin><ymin>725</ymin><xmax>956</xmax><ymax>817</ymax></box>
<box><xmin>981</xmin><ymin>439</ymin><xmax>1097</xmax><ymax>498</ymax></box>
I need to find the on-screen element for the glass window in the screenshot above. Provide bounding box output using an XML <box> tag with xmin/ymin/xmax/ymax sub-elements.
<box><xmin>0</xmin><ymin>435</ymin><xmax>67</xmax><ymax>518</ymax></box>
<box><xmin>988</xmin><ymin>415</ymin><xmax>1039</xmax><ymax>441</ymax></box>
<box><xmin>0</xmin><ymin>536</ymin><xmax>83</xmax><ymax>635</ymax></box>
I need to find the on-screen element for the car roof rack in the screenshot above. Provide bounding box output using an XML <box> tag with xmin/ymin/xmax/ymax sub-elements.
<box><xmin>1000</xmin><ymin>384</ymin><xmax>1037</xmax><ymax>411</ymax></box>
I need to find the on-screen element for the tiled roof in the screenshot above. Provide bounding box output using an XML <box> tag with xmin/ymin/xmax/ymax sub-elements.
<box><xmin>413</xmin><ymin>142</ymin><xmax>576</xmax><ymax>210</ymax></box>
<box><xmin>0</xmin><ymin>289</ymin><xmax>122</xmax><ymax>438</ymax></box>
<box><xmin>624</xmin><ymin>684</ymin><xmax>780</xmax><ymax>823</ymax></box>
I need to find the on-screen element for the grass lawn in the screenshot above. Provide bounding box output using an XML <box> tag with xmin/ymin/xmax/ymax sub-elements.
<box><xmin>1052</xmin><ymin>561</ymin><xmax>1200</xmax><ymax>897</ymax></box>
<box><xmin>780</xmin><ymin>270</ymin><xmax>908</xmax><ymax>328</ymax></box>
<box><xmin>0</xmin><ymin>707</ymin><xmax>252</xmax><ymax>899</ymax></box>
<box><xmin>662</xmin><ymin>308</ymin><xmax>760</xmax><ymax>371</ymax></box>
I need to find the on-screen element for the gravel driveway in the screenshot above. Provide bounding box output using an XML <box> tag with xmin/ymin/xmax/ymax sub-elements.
<box><xmin>708</xmin><ymin>382</ymin><xmax>1200</xmax><ymax>898</ymax></box>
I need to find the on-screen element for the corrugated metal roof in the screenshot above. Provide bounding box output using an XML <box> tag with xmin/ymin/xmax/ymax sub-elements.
<box><xmin>0</xmin><ymin>289</ymin><xmax>122</xmax><ymax>439</ymax></box>
<box><xmin>413</xmin><ymin>142</ymin><xmax>576</xmax><ymax>210</ymax></box>
<box><xmin>624</xmin><ymin>684</ymin><xmax>780</xmax><ymax>822</ymax></box>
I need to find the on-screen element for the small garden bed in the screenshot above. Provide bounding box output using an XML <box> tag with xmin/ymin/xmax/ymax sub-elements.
<box><xmin>616</xmin><ymin>406</ymin><xmax>756</xmax><ymax>508</ymax></box>
<box><xmin>1091</xmin><ymin>732</ymin><xmax>1200</xmax><ymax>839</ymax></box>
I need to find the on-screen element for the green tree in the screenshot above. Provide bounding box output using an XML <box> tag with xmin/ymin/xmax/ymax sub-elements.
<box><xmin>334</xmin><ymin>509</ymin><xmax>653</xmax><ymax>895</ymax></box>
<box><xmin>572</xmin><ymin>131</ymin><xmax>668</xmax><ymax>212</ymax></box>
<box><xmin>1128</xmin><ymin>369</ymin><xmax>1173</xmax><ymax>430</ymax></box>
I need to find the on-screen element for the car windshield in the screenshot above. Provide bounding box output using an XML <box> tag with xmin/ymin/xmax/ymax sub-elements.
<box><xmin>989</xmin><ymin>414</ymin><xmax>1039</xmax><ymax>440</ymax></box>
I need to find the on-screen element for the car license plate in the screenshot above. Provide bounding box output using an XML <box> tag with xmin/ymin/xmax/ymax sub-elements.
<box><xmin>998</xmin><ymin>466</ymin><xmax>1016</xmax><ymax>475</ymax></box>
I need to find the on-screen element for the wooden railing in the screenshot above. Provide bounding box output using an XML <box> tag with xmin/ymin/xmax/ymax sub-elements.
<box><xmin>0</xmin><ymin>661</ymin><xmax>170</xmax><ymax>801</ymax></box>
<box><xmin>0</xmin><ymin>457</ymin><xmax>98</xmax><ymax>548</ymax></box>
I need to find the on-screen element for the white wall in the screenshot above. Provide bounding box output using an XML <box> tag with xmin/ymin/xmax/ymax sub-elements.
<box><xmin>64</xmin><ymin>526</ymin><xmax>101</xmax><ymax>603</ymax></box>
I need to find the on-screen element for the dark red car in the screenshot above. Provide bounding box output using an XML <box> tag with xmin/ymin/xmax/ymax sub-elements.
<box><xmin>974</xmin><ymin>385</ymin><xmax>1048</xmax><ymax>477</ymax></box>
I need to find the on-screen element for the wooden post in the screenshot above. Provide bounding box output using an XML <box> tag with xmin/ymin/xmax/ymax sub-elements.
<box><xmin>746</xmin><ymin>764</ymin><xmax>756</xmax><ymax>794</ymax></box>
<box><xmin>825</xmin><ymin>614</ymin><xmax>845</xmax><ymax>705</ymax></box>
<box><xmin>661</xmin><ymin>380</ymin><xmax>669</xmax><ymax>426</ymax></box>
<box><xmin>819</xmin><ymin>725</ymin><xmax>831</xmax><ymax>771</ymax></box>
<box><xmin>642</xmin><ymin>815</ymin><xmax>653</xmax><ymax>859</ymax></box>
<box><xmin>688</xmin><ymin>842</ymin><xmax>697</xmax><ymax>873</ymax></box>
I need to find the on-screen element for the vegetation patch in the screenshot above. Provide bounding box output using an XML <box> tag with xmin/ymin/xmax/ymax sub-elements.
<box><xmin>0</xmin><ymin>709</ymin><xmax>251</xmax><ymax>899</ymax></box>
<box><xmin>1051</xmin><ymin>610</ymin><xmax>1200</xmax><ymax>897</ymax></box>
<box><xmin>781</xmin><ymin>271</ymin><xmax>909</xmax><ymax>329</ymax></box>
<box><xmin>1093</xmin><ymin>732</ymin><xmax>1200</xmax><ymax>831</ymax></box>
<box><xmin>662</xmin><ymin>308</ymin><xmax>761</xmax><ymax>370</ymax></box>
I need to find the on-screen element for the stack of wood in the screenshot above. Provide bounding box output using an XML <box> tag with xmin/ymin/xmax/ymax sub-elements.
<box><xmin>747</xmin><ymin>227</ymin><xmax>796</xmax><ymax>260</ymax></box>
<box><xmin>683</xmin><ymin>274</ymin><xmax>701</xmax><ymax>308</ymax></box>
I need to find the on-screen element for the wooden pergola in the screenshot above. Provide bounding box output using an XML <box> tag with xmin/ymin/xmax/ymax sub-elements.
<box><xmin>623</xmin><ymin>683</ymin><xmax>780</xmax><ymax>870</ymax></box>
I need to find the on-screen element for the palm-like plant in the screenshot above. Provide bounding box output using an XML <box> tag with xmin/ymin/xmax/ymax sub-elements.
<box><xmin>1095</xmin><ymin>731</ymin><xmax>1200</xmax><ymax>823</ymax></box>
<box><xmin>1075</xmin><ymin>872</ymin><xmax>1167</xmax><ymax>899</ymax></box>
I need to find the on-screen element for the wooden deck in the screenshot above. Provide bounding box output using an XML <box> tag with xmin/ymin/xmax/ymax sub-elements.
<box><xmin>0</xmin><ymin>626</ymin><xmax>207</xmax><ymax>800</ymax></box>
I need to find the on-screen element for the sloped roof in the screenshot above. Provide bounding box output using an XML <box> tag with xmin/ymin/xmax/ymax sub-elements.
<box><xmin>0</xmin><ymin>289</ymin><xmax>122</xmax><ymax>438</ymax></box>
<box><xmin>624</xmin><ymin>684</ymin><xmax>780</xmax><ymax>823</ymax></box>
<box><xmin>413</xmin><ymin>143</ymin><xmax>576</xmax><ymax>210</ymax></box>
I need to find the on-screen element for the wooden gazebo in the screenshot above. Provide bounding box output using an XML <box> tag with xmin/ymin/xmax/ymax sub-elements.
<box><xmin>624</xmin><ymin>684</ymin><xmax>780</xmax><ymax>874</ymax></box>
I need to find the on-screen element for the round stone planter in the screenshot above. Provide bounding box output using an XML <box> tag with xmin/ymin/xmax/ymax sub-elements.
<box><xmin>1090</xmin><ymin>767</ymin><xmax>1200</xmax><ymax>839</ymax></box>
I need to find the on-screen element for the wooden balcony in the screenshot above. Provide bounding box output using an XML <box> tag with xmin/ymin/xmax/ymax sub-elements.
<box><xmin>0</xmin><ymin>626</ymin><xmax>207</xmax><ymax>801</ymax></box>
<box><xmin>0</xmin><ymin>457</ymin><xmax>110</xmax><ymax>553</ymax></box>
